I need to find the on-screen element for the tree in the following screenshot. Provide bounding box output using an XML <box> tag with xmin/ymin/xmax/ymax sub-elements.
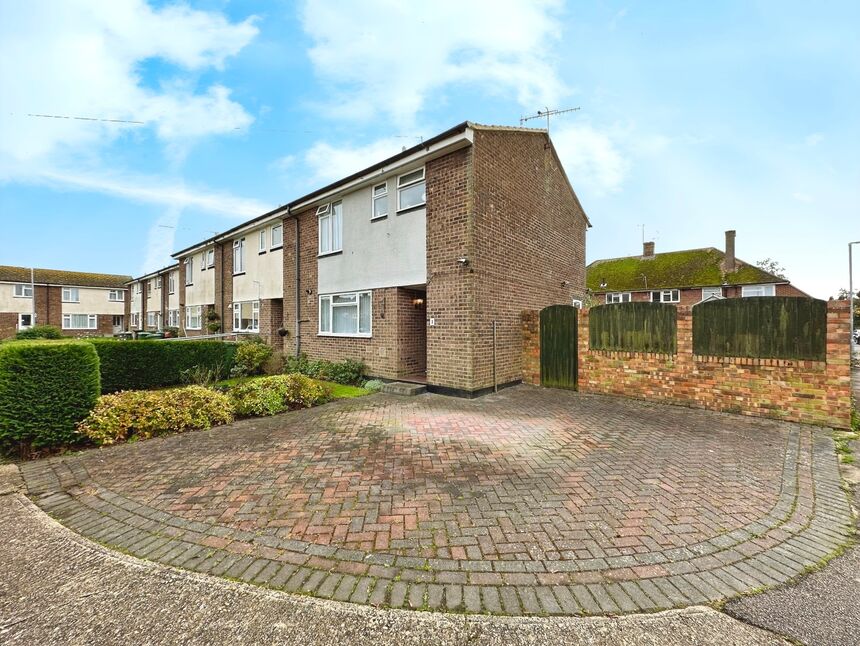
<box><xmin>755</xmin><ymin>258</ymin><xmax>787</xmax><ymax>279</ymax></box>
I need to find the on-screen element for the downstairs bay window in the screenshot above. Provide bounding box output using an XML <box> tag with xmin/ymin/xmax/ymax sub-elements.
<box><xmin>63</xmin><ymin>313</ymin><xmax>97</xmax><ymax>330</ymax></box>
<box><xmin>233</xmin><ymin>301</ymin><xmax>259</xmax><ymax>332</ymax></box>
<box><xmin>319</xmin><ymin>291</ymin><xmax>371</xmax><ymax>337</ymax></box>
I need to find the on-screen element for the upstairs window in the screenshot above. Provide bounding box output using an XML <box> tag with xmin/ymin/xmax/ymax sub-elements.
<box><xmin>13</xmin><ymin>284</ymin><xmax>33</xmax><ymax>297</ymax></box>
<box><xmin>650</xmin><ymin>289</ymin><xmax>680</xmax><ymax>303</ymax></box>
<box><xmin>605</xmin><ymin>292</ymin><xmax>631</xmax><ymax>304</ymax></box>
<box><xmin>233</xmin><ymin>238</ymin><xmax>245</xmax><ymax>274</ymax></box>
<box><xmin>701</xmin><ymin>286</ymin><xmax>723</xmax><ymax>301</ymax></box>
<box><xmin>271</xmin><ymin>224</ymin><xmax>283</xmax><ymax>249</ymax></box>
<box><xmin>397</xmin><ymin>168</ymin><xmax>425</xmax><ymax>211</ymax></box>
<box><xmin>259</xmin><ymin>230</ymin><xmax>266</xmax><ymax>253</ymax></box>
<box><xmin>168</xmin><ymin>272</ymin><xmax>176</xmax><ymax>294</ymax></box>
<box><xmin>108</xmin><ymin>289</ymin><xmax>124</xmax><ymax>302</ymax></box>
<box><xmin>207</xmin><ymin>248</ymin><xmax>215</xmax><ymax>269</ymax></box>
<box><xmin>742</xmin><ymin>284</ymin><xmax>776</xmax><ymax>297</ymax></box>
<box><xmin>317</xmin><ymin>201</ymin><xmax>342</xmax><ymax>255</ymax></box>
<box><xmin>185</xmin><ymin>258</ymin><xmax>193</xmax><ymax>285</ymax></box>
<box><xmin>155</xmin><ymin>276</ymin><xmax>162</xmax><ymax>289</ymax></box>
<box><xmin>372</xmin><ymin>182</ymin><xmax>388</xmax><ymax>220</ymax></box>
<box><xmin>62</xmin><ymin>287</ymin><xmax>79</xmax><ymax>302</ymax></box>
<box><xmin>135</xmin><ymin>283</ymin><xmax>142</xmax><ymax>294</ymax></box>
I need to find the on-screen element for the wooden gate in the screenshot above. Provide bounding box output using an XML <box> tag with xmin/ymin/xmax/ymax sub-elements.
<box><xmin>540</xmin><ymin>304</ymin><xmax>578</xmax><ymax>390</ymax></box>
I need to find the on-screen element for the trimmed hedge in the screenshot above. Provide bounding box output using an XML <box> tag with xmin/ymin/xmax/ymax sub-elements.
<box><xmin>0</xmin><ymin>340</ymin><xmax>100</xmax><ymax>451</ymax></box>
<box><xmin>15</xmin><ymin>325</ymin><xmax>63</xmax><ymax>340</ymax></box>
<box><xmin>88</xmin><ymin>339</ymin><xmax>238</xmax><ymax>392</ymax></box>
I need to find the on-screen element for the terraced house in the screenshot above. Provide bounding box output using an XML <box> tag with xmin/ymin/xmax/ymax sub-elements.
<box><xmin>587</xmin><ymin>230</ymin><xmax>808</xmax><ymax>306</ymax></box>
<box><xmin>0</xmin><ymin>266</ymin><xmax>130</xmax><ymax>339</ymax></box>
<box><xmin>126</xmin><ymin>263</ymin><xmax>181</xmax><ymax>332</ymax></box>
<box><xmin>132</xmin><ymin>122</ymin><xmax>589</xmax><ymax>396</ymax></box>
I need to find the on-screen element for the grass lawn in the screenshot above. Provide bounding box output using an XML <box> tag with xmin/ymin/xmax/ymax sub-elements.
<box><xmin>214</xmin><ymin>375</ymin><xmax>371</xmax><ymax>400</ymax></box>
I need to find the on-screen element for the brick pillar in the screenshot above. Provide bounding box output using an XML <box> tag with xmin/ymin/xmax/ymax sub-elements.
<box><xmin>218</xmin><ymin>242</ymin><xmax>233</xmax><ymax>334</ymax></box>
<box><xmin>282</xmin><ymin>215</ymin><xmax>298</xmax><ymax>356</ymax></box>
<box><xmin>521</xmin><ymin>310</ymin><xmax>540</xmax><ymax>385</ymax></box>
<box><xmin>675</xmin><ymin>306</ymin><xmax>693</xmax><ymax>368</ymax></box>
<box><xmin>123</xmin><ymin>290</ymin><xmax>131</xmax><ymax>331</ymax></box>
<box><xmin>577</xmin><ymin>308</ymin><xmax>589</xmax><ymax>388</ymax></box>
<box><xmin>825</xmin><ymin>300</ymin><xmax>852</xmax><ymax>426</ymax></box>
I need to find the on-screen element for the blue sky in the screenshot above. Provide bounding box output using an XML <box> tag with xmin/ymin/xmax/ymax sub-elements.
<box><xmin>0</xmin><ymin>0</ymin><xmax>857</xmax><ymax>297</ymax></box>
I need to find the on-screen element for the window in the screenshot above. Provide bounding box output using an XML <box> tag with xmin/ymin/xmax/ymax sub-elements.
<box><xmin>13</xmin><ymin>284</ymin><xmax>33</xmax><ymax>297</ymax></box>
<box><xmin>258</xmin><ymin>230</ymin><xmax>267</xmax><ymax>253</ymax></box>
<box><xmin>233</xmin><ymin>238</ymin><xmax>245</xmax><ymax>274</ymax></box>
<box><xmin>135</xmin><ymin>283</ymin><xmax>142</xmax><ymax>294</ymax></box>
<box><xmin>108</xmin><ymin>289</ymin><xmax>124</xmax><ymax>302</ymax></box>
<box><xmin>372</xmin><ymin>182</ymin><xmax>388</xmax><ymax>220</ymax></box>
<box><xmin>63</xmin><ymin>313</ymin><xmax>96</xmax><ymax>330</ymax></box>
<box><xmin>168</xmin><ymin>272</ymin><xmax>176</xmax><ymax>294</ymax></box>
<box><xmin>147</xmin><ymin>281</ymin><xmax>153</xmax><ymax>298</ymax></box>
<box><xmin>207</xmin><ymin>248</ymin><xmax>215</xmax><ymax>269</ymax></box>
<box><xmin>319</xmin><ymin>291</ymin><xmax>372</xmax><ymax>336</ymax></box>
<box><xmin>19</xmin><ymin>313</ymin><xmax>33</xmax><ymax>329</ymax></box>
<box><xmin>605</xmin><ymin>292</ymin><xmax>631</xmax><ymax>304</ymax></box>
<box><xmin>185</xmin><ymin>258</ymin><xmax>193</xmax><ymax>285</ymax></box>
<box><xmin>112</xmin><ymin>315</ymin><xmax>123</xmax><ymax>327</ymax></box>
<box><xmin>232</xmin><ymin>301</ymin><xmax>260</xmax><ymax>332</ymax></box>
<box><xmin>701</xmin><ymin>286</ymin><xmax>723</xmax><ymax>301</ymax></box>
<box><xmin>155</xmin><ymin>277</ymin><xmax>162</xmax><ymax>289</ymax></box>
<box><xmin>572</xmin><ymin>299</ymin><xmax>583</xmax><ymax>309</ymax></box>
<box><xmin>650</xmin><ymin>289</ymin><xmax>680</xmax><ymax>303</ymax></box>
<box><xmin>185</xmin><ymin>305</ymin><xmax>202</xmax><ymax>330</ymax></box>
<box><xmin>271</xmin><ymin>224</ymin><xmax>283</xmax><ymax>249</ymax></box>
<box><xmin>167</xmin><ymin>309</ymin><xmax>180</xmax><ymax>327</ymax></box>
<box><xmin>146</xmin><ymin>312</ymin><xmax>157</xmax><ymax>327</ymax></box>
<box><xmin>131</xmin><ymin>312</ymin><xmax>140</xmax><ymax>328</ymax></box>
<box><xmin>397</xmin><ymin>168</ymin><xmax>425</xmax><ymax>211</ymax></box>
<box><xmin>317</xmin><ymin>201</ymin><xmax>342</xmax><ymax>255</ymax></box>
<box><xmin>742</xmin><ymin>284</ymin><xmax>776</xmax><ymax>297</ymax></box>
<box><xmin>62</xmin><ymin>287</ymin><xmax>79</xmax><ymax>302</ymax></box>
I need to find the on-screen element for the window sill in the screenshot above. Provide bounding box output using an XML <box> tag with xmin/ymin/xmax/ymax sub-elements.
<box><xmin>396</xmin><ymin>203</ymin><xmax>426</xmax><ymax>216</ymax></box>
<box><xmin>233</xmin><ymin>272</ymin><xmax>246</xmax><ymax>277</ymax></box>
<box><xmin>371</xmin><ymin>215</ymin><xmax>388</xmax><ymax>222</ymax></box>
<box><xmin>258</xmin><ymin>250</ymin><xmax>266</xmax><ymax>255</ymax></box>
<box><xmin>317</xmin><ymin>332</ymin><xmax>372</xmax><ymax>339</ymax></box>
<box><xmin>271</xmin><ymin>244</ymin><xmax>283</xmax><ymax>251</ymax></box>
<box><xmin>185</xmin><ymin>283</ymin><xmax>193</xmax><ymax>287</ymax></box>
<box><xmin>317</xmin><ymin>250</ymin><xmax>343</xmax><ymax>259</ymax></box>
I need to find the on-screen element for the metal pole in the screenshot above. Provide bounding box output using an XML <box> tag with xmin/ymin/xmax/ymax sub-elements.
<box><xmin>850</xmin><ymin>242</ymin><xmax>860</xmax><ymax>351</ymax></box>
<box><xmin>492</xmin><ymin>320</ymin><xmax>498</xmax><ymax>393</ymax></box>
<box><xmin>30</xmin><ymin>267</ymin><xmax>35</xmax><ymax>328</ymax></box>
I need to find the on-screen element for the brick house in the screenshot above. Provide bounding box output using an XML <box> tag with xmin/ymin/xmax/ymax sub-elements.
<box><xmin>587</xmin><ymin>230</ymin><xmax>808</xmax><ymax>307</ymax></box>
<box><xmin>165</xmin><ymin>122</ymin><xmax>590</xmax><ymax>396</ymax></box>
<box><xmin>0</xmin><ymin>266</ymin><xmax>130</xmax><ymax>339</ymax></box>
<box><xmin>126</xmin><ymin>263</ymin><xmax>180</xmax><ymax>332</ymax></box>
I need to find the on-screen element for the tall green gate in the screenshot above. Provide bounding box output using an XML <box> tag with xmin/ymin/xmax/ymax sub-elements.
<box><xmin>540</xmin><ymin>304</ymin><xmax>578</xmax><ymax>390</ymax></box>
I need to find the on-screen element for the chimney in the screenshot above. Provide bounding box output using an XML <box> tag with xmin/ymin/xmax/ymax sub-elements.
<box><xmin>643</xmin><ymin>241</ymin><xmax>655</xmax><ymax>258</ymax></box>
<box><xmin>723</xmin><ymin>230</ymin><xmax>736</xmax><ymax>272</ymax></box>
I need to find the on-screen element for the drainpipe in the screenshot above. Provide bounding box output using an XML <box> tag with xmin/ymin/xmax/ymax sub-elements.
<box><xmin>30</xmin><ymin>267</ymin><xmax>35</xmax><ymax>328</ymax></box>
<box><xmin>294</xmin><ymin>214</ymin><xmax>301</xmax><ymax>358</ymax></box>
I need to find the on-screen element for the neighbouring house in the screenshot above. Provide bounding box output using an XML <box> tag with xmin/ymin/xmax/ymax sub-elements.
<box><xmin>126</xmin><ymin>263</ymin><xmax>180</xmax><ymax>332</ymax></box>
<box><xmin>162</xmin><ymin>122</ymin><xmax>590</xmax><ymax>396</ymax></box>
<box><xmin>587</xmin><ymin>230</ymin><xmax>809</xmax><ymax>306</ymax></box>
<box><xmin>0</xmin><ymin>265</ymin><xmax>131</xmax><ymax>339</ymax></box>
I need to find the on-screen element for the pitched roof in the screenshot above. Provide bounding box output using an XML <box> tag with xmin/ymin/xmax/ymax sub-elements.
<box><xmin>0</xmin><ymin>265</ymin><xmax>131</xmax><ymax>289</ymax></box>
<box><xmin>586</xmin><ymin>248</ymin><xmax>787</xmax><ymax>292</ymax></box>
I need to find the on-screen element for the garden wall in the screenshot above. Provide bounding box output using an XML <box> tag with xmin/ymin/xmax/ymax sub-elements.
<box><xmin>521</xmin><ymin>300</ymin><xmax>852</xmax><ymax>428</ymax></box>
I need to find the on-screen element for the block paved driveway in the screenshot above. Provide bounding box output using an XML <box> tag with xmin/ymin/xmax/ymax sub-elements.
<box><xmin>21</xmin><ymin>386</ymin><xmax>853</xmax><ymax>616</ymax></box>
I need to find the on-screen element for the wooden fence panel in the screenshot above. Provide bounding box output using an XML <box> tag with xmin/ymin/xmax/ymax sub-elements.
<box><xmin>692</xmin><ymin>296</ymin><xmax>826</xmax><ymax>360</ymax></box>
<box><xmin>588</xmin><ymin>303</ymin><xmax>677</xmax><ymax>353</ymax></box>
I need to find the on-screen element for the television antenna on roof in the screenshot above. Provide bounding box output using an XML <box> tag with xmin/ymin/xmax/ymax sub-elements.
<box><xmin>519</xmin><ymin>106</ymin><xmax>580</xmax><ymax>134</ymax></box>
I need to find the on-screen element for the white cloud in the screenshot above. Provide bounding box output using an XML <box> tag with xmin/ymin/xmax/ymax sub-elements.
<box><xmin>552</xmin><ymin>123</ymin><xmax>630</xmax><ymax>195</ymax></box>
<box><xmin>301</xmin><ymin>138</ymin><xmax>409</xmax><ymax>185</ymax></box>
<box><xmin>300</xmin><ymin>0</ymin><xmax>567</xmax><ymax>126</ymax></box>
<box><xmin>0</xmin><ymin>0</ymin><xmax>258</xmax><ymax>163</ymax></box>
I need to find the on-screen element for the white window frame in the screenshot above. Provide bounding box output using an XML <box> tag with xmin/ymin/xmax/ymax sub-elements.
<box><xmin>258</xmin><ymin>230</ymin><xmax>267</xmax><ymax>254</ymax></box>
<box><xmin>371</xmin><ymin>182</ymin><xmax>389</xmax><ymax>220</ymax></box>
<box><xmin>135</xmin><ymin>283</ymin><xmax>142</xmax><ymax>294</ymax></box>
<box><xmin>271</xmin><ymin>223</ymin><xmax>283</xmax><ymax>249</ymax></box>
<box><xmin>155</xmin><ymin>276</ymin><xmax>162</xmax><ymax>289</ymax></box>
<box><xmin>62</xmin><ymin>287</ymin><xmax>79</xmax><ymax>303</ymax></box>
<box><xmin>233</xmin><ymin>238</ymin><xmax>245</xmax><ymax>274</ymax></box>
<box><xmin>317</xmin><ymin>201</ymin><xmax>343</xmax><ymax>255</ymax></box>
<box><xmin>650</xmin><ymin>289</ymin><xmax>680</xmax><ymax>303</ymax></box>
<box><xmin>572</xmin><ymin>299</ymin><xmax>583</xmax><ymax>309</ymax></box>
<box><xmin>18</xmin><ymin>313</ymin><xmax>33</xmax><ymax>329</ymax></box>
<box><xmin>167</xmin><ymin>309</ymin><xmax>179</xmax><ymax>327</ymax></box>
<box><xmin>396</xmin><ymin>167</ymin><xmax>426</xmax><ymax>211</ymax></box>
<box><xmin>108</xmin><ymin>289</ymin><xmax>124</xmax><ymax>302</ymax></box>
<box><xmin>168</xmin><ymin>272</ymin><xmax>176</xmax><ymax>295</ymax></box>
<box><xmin>184</xmin><ymin>258</ymin><xmax>193</xmax><ymax>286</ymax></box>
<box><xmin>701</xmin><ymin>286</ymin><xmax>723</xmax><ymax>301</ymax></box>
<box><xmin>605</xmin><ymin>292</ymin><xmax>631</xmax><ymax>304</ymax></box>
<box><xmin>130</xmin><ymin>312</ymin><xmax>140</xmax><ymax>328</ymax></box>
<box><xmin>318</xmin><ymin>290</ymin><xmax>372</xmax><ymax>337</ymax></box>
<box><xmin>742</xmin><ymin>284</ymin><xmax>776</xmax><ymax>297</ymax></box>
<box><xmin>112</xmin><ymin>315</ymin><xmax>123</xmax><ymax>328</ymax></box>
<box><xmin>13</xmin><ymin>283</ymin><xmax>33</xmax><ymax>298</ymax></box>
<box><xmin>146</xmin><ymin>311</ymin><xmax>157</xmax><ymax>328</ymax></box>
<box><xmin>62</xmin><ymin>313</ymin><xmax>97</xmax><ymax>330</ymax></box>
<box><xmin>185</xmin><ymin>305</ymin><xmax>202</xmax><ymax>330</ymax></box>
<box><xmin>207</xmin><ymin>248</ymin><xmax>215</xmax><ymax>269</ymax></box>
<box><xmin>232</xmin><ymin>300</ymin><xmax>260</xmax><ymax>332</ymax></box>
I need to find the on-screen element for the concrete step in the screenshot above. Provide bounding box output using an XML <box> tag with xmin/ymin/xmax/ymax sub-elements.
<box><xmin>381</xmin><ymin>382</ymin><xmax>427</xmax><ymax>396</ymax></box>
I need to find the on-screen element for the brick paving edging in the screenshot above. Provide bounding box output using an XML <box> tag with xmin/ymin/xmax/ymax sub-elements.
<box><xmin>19</xmin><ymin>422</ymin><xmax>854</xmax><ymax>616</ymax></box>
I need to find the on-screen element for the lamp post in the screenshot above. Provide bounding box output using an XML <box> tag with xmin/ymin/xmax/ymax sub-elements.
<box><xmin>850</xmin><ymin>241</ymin><xmax>860</xmax><ymax>350</ymax></box>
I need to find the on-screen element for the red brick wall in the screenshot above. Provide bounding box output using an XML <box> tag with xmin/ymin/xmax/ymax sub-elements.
<box><xmin>34</xmin><ymin>285</ymin><xmax>61</xmax><ymax>328</ymax></box>
<box><xmin>260</xmin><ymin>298</ymin><xmax>284</xmax><ymax>346</ymax></box>
<box><xmin>468</xmin><ymin>128</ymin><xmax>588</xmax><ymax>391</ymax></box>
<box><xmin>396</xmin><ymin>287</ymin><xmax>426</xmax><ymax>377</ymax></box>
<box><xmin>0</xmin><ymin>312</ymin><xmax>17</xmax><ymax>339</ymax></box>
<box><xmin>521</xmin><ymin>301</ymin><xmax>853</xmax><ymax>428</ymax></box>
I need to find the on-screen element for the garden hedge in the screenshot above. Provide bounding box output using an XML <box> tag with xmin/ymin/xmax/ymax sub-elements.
<box><xmin>0</xmin><ymin>340</ymin><xmax>100</xmax><ymax>452</ymax></box>
<box><xmin>88</xmin><ymin>339</ymin><xmax>237</xmax><ymax>392</ymax></box>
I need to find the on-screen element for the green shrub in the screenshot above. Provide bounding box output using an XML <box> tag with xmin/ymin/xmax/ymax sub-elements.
<box><xmin>180</xmin><ymin>362</ymin><xmax>228</xmax><ymax>387</ymax></box>
<box><xmin>231</xmin><ymin>338</ymin><xmax>274</xmax><ymax>377</ymax></box>
<box><xmin>0</xmin><ymin>340</ymin><xmax>100</xmax><ymax>453</ymax></box>
<box><xmin>15</xmin><ymin>325</ymin><xmax>63</xmax><ymax>340</ymax></box>
<box><xmin>283</xmin><ymin>353</ymin><xmax>367</xmax><ymax>385</ymax></box>
<box><xmin>229</xmin><ymin>374</ymin><xmax>329</xmax><ymax>417</ymax></box>
<box><xmin>78</xmin><ymin>386</ymin><xmax>233</xmax><ymax>446</ymax></box>
<box><xmin>88</xmin><ymin>339</ymin><xmax>237</xmax><ymax>392</ymax></box>
<box><xmin>363</xmin><ymin>379</ymin><xmax>384</xmax><ymax>392</ymax></box>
